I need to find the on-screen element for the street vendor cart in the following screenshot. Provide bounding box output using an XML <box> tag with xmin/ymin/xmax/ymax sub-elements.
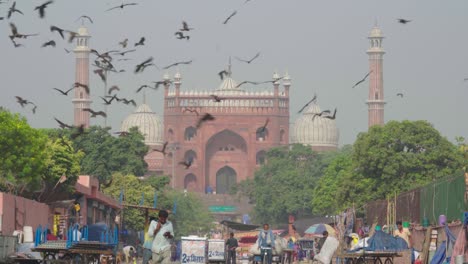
<box><xmin>337</xmin><ymin>251</ymin><xmax>401</xmax><ymax>264</ymax></box>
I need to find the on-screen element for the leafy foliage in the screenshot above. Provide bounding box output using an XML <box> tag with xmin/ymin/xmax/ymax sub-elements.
<box><xmin>0</xmin><ymin>109</ymin><xmax>48</xmax><ymax>194</ymax></box>
<box><xmin>247</xmin><ymin>144</ymin><xmax>336</xmax><ymax>225</ymax></box>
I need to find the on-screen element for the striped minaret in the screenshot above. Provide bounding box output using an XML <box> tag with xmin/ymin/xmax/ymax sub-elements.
<box><xmin>366</xmin><ymin>24</ymin><xmax>385</xmax><ymax>128</ymax></box>
<box><xmin>72</xmin><ymin>26</ymin><xmax>92</xmax><ymax>128</ymax></box>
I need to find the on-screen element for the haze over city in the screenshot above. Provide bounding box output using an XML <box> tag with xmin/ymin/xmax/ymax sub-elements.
<box><xmin>1</xmin><ymin>0</ymin><xmax>468</xmax><ymax>145</ymax></box>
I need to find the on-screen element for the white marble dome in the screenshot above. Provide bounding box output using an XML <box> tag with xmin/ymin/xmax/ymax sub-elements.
<box><xmin>121</xmin><ymin>104</ymin><xmax>163</xmax><ymax>146</ymax></box>
<box><xmin>292</xmin><ymin>102</ymin><xmax>339</xmax><ymax>150</ymax></box>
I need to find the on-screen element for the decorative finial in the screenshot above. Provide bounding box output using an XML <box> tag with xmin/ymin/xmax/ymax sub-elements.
<box><xmin>163</xmin><ymin>71</ymin><xmax>170</xmax><ymax>81</ymax></box>
<box><xmin>227</xmin><ymin>56</ymin><xmax>232</xmax><ymax>77</ymax></box>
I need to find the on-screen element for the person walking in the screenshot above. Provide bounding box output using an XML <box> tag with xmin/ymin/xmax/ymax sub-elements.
<box><xmin>257</xmin><ymin>224</ymin><xmax>275</xmax><ymax>264</ymax></box>
<box><xmin>143</xmin><ymin>216</ymin><xmax>157</xmax><ymax>264</ymax></box>
<box><xmin>394</xmin><ymin>221</ymin><xmax>411</xmax><ymax>248</ymax></box>
<box><xmin>148</xmin><ymin>210</ymin><xmax>174</xmax><ymax>264</ymax></box>
<box><xmin>226</xmin><ymin>232</ymin><xmax>238</xmax><ymax>264</ymax></box>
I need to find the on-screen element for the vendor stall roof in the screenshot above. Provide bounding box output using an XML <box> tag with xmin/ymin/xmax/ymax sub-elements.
<box><xmin>220</xmin><ymin>220</ymin><xmax>260</xmax><ymax>231</ymax></box>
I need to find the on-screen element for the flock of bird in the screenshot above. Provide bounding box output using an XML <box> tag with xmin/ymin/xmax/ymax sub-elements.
<box><xmin>4</xmin><ymin>0</ymin><xmax>414</xmax><ymax>169</ymax></box>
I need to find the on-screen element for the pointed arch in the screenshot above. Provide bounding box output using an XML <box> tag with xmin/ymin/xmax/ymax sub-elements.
<box><xmin>256</xmin><ymin>150</ymin><xmax>266</xmax><ymax>165</ymax></box>
<box><xmin>216</xmin><ymin>166</ymin><xmax>237</xmax><ymax>194</ymax></box>
<box><xmin>184</xmin><ymin>173</ymin><xmax>197</xmax><ymax>191</ymax></box>
<box><xmin>184</xmin><ymin>126</ymin><xmax>197</xmax><ymax>141</ymax></box>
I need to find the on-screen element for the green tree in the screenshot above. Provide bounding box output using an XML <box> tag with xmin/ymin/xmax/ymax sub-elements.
<box><xmin>0</xmin><ymin>109</ymin><xmax>48</xmax><ymax>194</ymax></box>
<box><xmin>144</xmin><ymin>175</ymin><xmax>171</xmax><ymax>190</ymax></box>
<box><xmin>71</xmin><ymin>126</ymin><xmax>148</xmax><ymax>183</ymax></box>
<box><xmin>249</xmin><ymin>144</ymin><xmax>335</xmax><ymax>225</ymax></box>
<box><xmin>353</xmin><ymin>120</ymin><xmax>465</xmax><ymax>199</ymax></box>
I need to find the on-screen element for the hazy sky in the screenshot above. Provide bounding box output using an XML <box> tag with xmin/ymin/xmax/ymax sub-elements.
<box><xmin>1</xmin><ymin>0</ymin><xmax>468</xmax><ymax>146</ymax></box>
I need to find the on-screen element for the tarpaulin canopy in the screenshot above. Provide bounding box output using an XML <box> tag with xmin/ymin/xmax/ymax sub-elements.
<box><xmin>220</xmin><ymin>220</ymin><xmax>260</xmax><ymax>231</ymax></box>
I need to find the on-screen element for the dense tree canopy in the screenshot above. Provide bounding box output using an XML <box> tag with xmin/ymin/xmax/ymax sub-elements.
<box><xmin>0</xmin><ymin>109</ymin><xmax>48</xmax><ymax>194</ymax></box>
<box><xmin>241</xmin><ymin>144</ymin><xmax>336</xmax><ymax>225</ymax></box>
<box><xmin>312</xmin><ymin>120</ymin><xmax>465</xmax><ymax>216</ymax></box>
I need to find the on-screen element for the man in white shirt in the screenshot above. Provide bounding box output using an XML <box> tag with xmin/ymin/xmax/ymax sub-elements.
<box><xmin>122</xmin><ymin>245</ymin><xmax>136</xmax><ymax>264</ymax></box>
<box><xmin>148</xmin><ymin>210</ymin><xmax>174</xmax><ymax>264</ymax></box>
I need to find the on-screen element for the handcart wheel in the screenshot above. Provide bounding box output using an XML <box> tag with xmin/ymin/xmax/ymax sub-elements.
<box><xmin>384</xmin><ymin>258</ymin><xmax>393</xmax><ymax>264</ymax></box>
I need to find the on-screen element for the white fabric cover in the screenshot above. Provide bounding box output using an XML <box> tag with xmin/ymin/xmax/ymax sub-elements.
<box><xmin>313</xmin><ymin>237</ymin><xmax>339</xmax><ymax>264</ymax></box>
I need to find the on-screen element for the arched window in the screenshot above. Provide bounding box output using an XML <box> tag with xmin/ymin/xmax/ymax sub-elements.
<box><xmin>184</xmin><ymin>173</ymin><xmax>197</xmax><ymax>191</ymax></box>
<box><xmin>184</xmin><ymin>127</ymin><xmax>197</xmax><ymax>141</ymax></box>
<box><xmin>256</xmin><ymin>150</ymin><xmax>266</xmax><ymax>165</ymax></box>
<box><xmin>256</xmin><ymin>127</ymin><xmax>268</xmax><ymax>141</ymax></box>
<box><xmin>168</xmin><ymin>129</ymin><xmax>174</xmax><ymax>141</ymax></box>
<box><xmin>280</xmin><ymin>129</ymin><xmax>285</xmax><ymax>142</ymax></box>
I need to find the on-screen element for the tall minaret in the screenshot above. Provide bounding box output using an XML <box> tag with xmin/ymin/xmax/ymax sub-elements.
<box><xmin>72</xmin><ymin>26</ymin><xmax>92</xmax><ymax>128</ymax></box>
<box><xmin>366</xmin><ymin>24</ymin><xmax>385</xmax><ymax>128</ymax></box>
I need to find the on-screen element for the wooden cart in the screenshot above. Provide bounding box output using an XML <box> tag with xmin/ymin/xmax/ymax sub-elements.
<box><xmin>336</xmin><ymin>251</ymin><xmax>401</xmax><ymax>264</ymax></box>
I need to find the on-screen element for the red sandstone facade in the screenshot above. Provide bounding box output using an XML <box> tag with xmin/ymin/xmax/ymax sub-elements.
<box><xmin>161</xmin><ymin>72</ymin><xmax>290</xmax><ymax>194</ymax></box>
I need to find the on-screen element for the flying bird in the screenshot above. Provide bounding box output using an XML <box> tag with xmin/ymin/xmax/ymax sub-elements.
<box><xmin>396</xmin><ymin>93</ymin><xmax>404</xmax><ymax>98</ymax></box>
<box><xmin>210</xmin><ymin>94</ymin><xmax>224</xmax><ymax>102</ymax></box>
<box><xmin>312</xmin><ymin>110</ymin><xmax>331</xmax><ymax>120</ymax></box>
<box><xmin>218</xmin><ymin>70</ymin><xmax>229</xmax><ymax>80</ymax></box>
<box><xmin>163</xmin><ymin>60</ymin><xmax>192</xmax><ymax>70</ymax></box>
<box><xmin>134</xmin><ymin>57</ymin><xmax>156</xmax><ymax>73</ymax></box>
<box><xmin>108</xmin><ymin>85</ymin><xmax>120</xmax><ymax>95</ymax></box>
<box><xmin>34</xmin><ymin>0</ymin><xmax>53</xmax><ymax>19</ymax></box>
<box><xmin>67</xmin><ymin>31</ymin><xmax>78</xmax><ymax>43</ymax></box>
<box><xmin>83</xmin><ymin>108</ymin><xmax>107</xmax><ymax>118</ymax></box>
<box><xmin>119</xmin><ymin>38</ymin><xmax>128</xmax><ymax>48</ymax></box>
<box><xmin>53</xmin><ymin>87</ymin><xmax>74</xmax><ymax>96</ymax></box>
<box><xmin>93</xmin><ymin>69</ymin><xmax>106</xmax><ymax>82</ymax></box>
<box><xmin>134</xmin><ymin>37</ymin><xmax>145</xmax><ymax>46</ymax></box>
<box><xmin>259</xmin><ymin>118</ymin><xmax>269</xmax><ymax>133</ymax></box>
<box><xmin>196</xmin><ymin>113</ymin><xmax>215</xmax><ymax>129</ymax></box>
<box><xmin>54</xmin><ymin>117</ymin><xmax>73</xmax><ymax>129</ymax></box>
<box><xmin>41</xmin><ymin>40</ymin><xmax>56</xmax><ymax>48</ymax></box>
<box><xmin>322</xmin><ymin>108</ymin><xmax>337</xmax><ymax>120</ymax></box>
<box><xmin>15</xmin><ymin>96</ymin><xmax>30</xmax><ymax>107</ymax></box>
<box><xmin>174</xmin><ymin>31</ymin><xmax>189</xmax><ymax>40</ymax></box>
<box><xmin>223</xmin><ymin>10</ymin><xmax>237</xmax><ymax>24</ymax></box>
<box><xmin>397</xmin><ymin>18</ymin><xmax>411</xmax><ymax>24</ymax></box>
<box><xmin>152</xmin><ymin>141</ymin><xmax>168</xmax><ymax>155</ymax></box>
<box><xmin>235</xmin><ymin>52</ymin><xmax>260</xmax><ymax>64</ymax></box>
<box><xmin>50</xmin><ymin>25</ymin><xmax>65</xmax><ymax>39</ymax></box>
<box><xmin>297</xmin><ymin>94</ymin><xmax>317</xmax><ymax>114</ymax></box>
<box><xmin>352</xmin><ymin>71</ymin><xmax>372</xmax><ymax>88</ymax></box>
<box><xmin>76</xmin><ymin>15</ymin><xmax>93</xmax><ymax>24</ymax></box>
<box><xmin>106</xmin><ymin>2</ymin><xmax>138</xmax><ymax>12</ymax></box>
<box><xmin>136</xmin><ymin>84</ymin><xmax>154</xmax><ymax>93</ymax></box>
<box><xmin>7</xmin><ymin>2</ymin><xmax>23</xmax><ymax>19</ymax></box>
<box><xmin>9</xmin><ymin>23</ymin><xmax>38</xmax><ymax>40</ymax></box>
<box><xmin>153</xmin><ymin>80</ymin><xmax>172</xmax><ymax>89</ymax></box>
<box><xmin>30</xmin><ymin>103</ymin><xmax>37</xmax><ymax>114</ymax></box>
<box><xmin>74</xmin><ymin>82</ymin><xmax>89</xmax><ymax>94</ymax></box>
<box><xmin>180</xmin><ymin>21</ymin><xmax>194</xmax><ymax>31</ymax></box>
<box><xmin>116</xmin><ymin>49</ymin><xmax>136</xmax><ymax>56</ymax></box>
<box><xmin>183</xmin><ymin>107</ymin><xmax>199</xmax><ymax>116</ymax></box>
<box><xmin>101</xmin><ymin>95</ymin><xmax>117</xmax><ymax>105</ymax></box>
<box><xmin>120</xmin><ymin>98</ymin><xmax>136</xmax><ymax>107</ymax></box>
<box><xmin>178</xmin><ymin>156</ymin><xmax>194</xmax><ymax>169</ymax></box>
<box><xmin>236</xmin><ymin>81</ymin><xmax>259</xmax><ymax>88</ymax></box>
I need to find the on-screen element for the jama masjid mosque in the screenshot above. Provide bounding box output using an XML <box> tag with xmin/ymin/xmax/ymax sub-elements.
<box><xmin>72</xmin><ymin>24</ymin><xmax>385</xmax><ymax>194</ymax></box>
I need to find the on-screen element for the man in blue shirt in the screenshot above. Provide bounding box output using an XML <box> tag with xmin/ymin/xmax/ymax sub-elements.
<box><xmin>257</xmin><ymin>224</ymin><xmax>275</xmax><ymax>264</ymax></box>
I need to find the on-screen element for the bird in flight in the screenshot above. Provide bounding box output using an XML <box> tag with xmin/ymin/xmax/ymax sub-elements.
<box><xmin>210</xmin><ymin>95</ymin><xmax>224</xmax><ymax>102</ymax></box>
<box><xmin>9</xmin><ymin>23</ymin><xmax>38</xmax><ymax>40</ymax></box>
<box><xmin>83</xmin><ymin>108</ymin><xmax>107</xmax><ymax>118</ymax></box>
<box><xmin>15</xmin><ymin>96</ymin><xmax>31</xmax><ymax>107</ymax></box>
<box><xmin>322</xmin><ymin>108</ymin><xmax>337</xmax><ymax>120</ymax></box>
<box><xmin>196</xmin><ymin>113</ymin><xmax>215</xmax><ymax>129</ymax></box>
<box><xmin>180</xmin><ymin>21</ymin><xmax>194</xmax><ymax>31</ymax></box>
<box><xmin>7</xmin><ymin>2</ymin><xmax>23</xmax><ymax>19</ymax></box>
<box><xmin>397</xmin><ymin>18</ymin><xmax>411</xmax><ymax>24</ymax></box>
<box><xmin>106</xmin><ymin>2</ymin><xmax>138</xmax><ymax>12</ymax></box>
<box><xmin>41</xmin><ymin>40</ymin><xmax>56</xmax><ymax>48</ymax></box>
<box><xmin>120</xmin><ymin>98</ymin><xmax>136</xmax><ymax>107</ymax></box>
<box><xmin>76</xmin><ymin>15</ymin><xmax>93</xmax><ymax>24</ymax></box>
<box><xmin>223</xmin><ymin>10</ymin><xmax>237</xmax><ymax>24</ymax></box>
<box><xmin>153</xmin><ymin>80</ymin><xmax>172</xmax><ymax>89</ymax></box>
<box><xmin>134</xmin><ymin>37</ymin><xmax>145</xmax><ymax>47</ymax></box>
<box><xmin>101</xmin><ymin>95</ymin><xmax>118</xmax><ymax>105</ymax></box>
<box><xmin>108</xmin><ymin>85</ymin><xmax>120</xmax><ymax>95</ymax></box>
<box><xmin>152</xmin><ymin>142</ymin><xmax>169</xmax><ymax>156</ymax></box>
<box><xmin>175</xmin><ymin>31</ymin><xmax>190</xmax><ymax>40</ymax></box>
<box><xmin>136</xmin><ymin>84</ymin><xmax>155</xmax><ymax>93</ymax></box>
<box><xmin>54</xmin><ymin>118</ymin><xmax>73</xmax><ymax>129</ymax></box>
<box><xmin>116</xmin><ymin>49</ymin><xmax>136</xmax><ymax>56</ymax></box>
<box><xmin>34</xmin><ymin>0</ymin><xmax>53</xmax><ymax>19</ymax></box>
<box><xmin>312</xmin><ymin>110</ymin><xmax>331</xmax><ymax>120</ymax></box>
<box><xmin>135</xmin><ymin>57</ymin><xmax>157</xmax><ymax>73</ymax></box>
<box><xmin>50</xmin><ymin>25</ymin><xmax>65</xmax><ymax>39</ymax></box>
<box><xmin>396</xmin><ymin>93</ymin><xmax>404</xmax><ymax>98</ymax></box>
<box><xmin>74</xmin><ymin>82</ymin><xmax>89</xmax><ymax>94</ymax></box>
<box><xmin>179</xmin><ymin>156</ymin><xmax>194</xmax><ymax>169</ymax></box>
<box><xmin>93</xmin><ymin>69</ymin><xmax>106</xmax><ymax>82</ymax></box>
<box><xmin>352</xmin><ymin>71</ymin><xmax>372</xmax><ymax>88</ymax></box>
<box><xmin>183</xmin><ymin>107</ymin><xmax>199</xmax><ymax>116</ymax></box>
<box><xmin>235</xmin><ymin>52</ymin><xmax>260</xmax><ymax>64</ymax></box>
<box><xmin>297</xmin><ymin>94</ymin><xmax>317</xmax><ymax>114</ymax></box>
<box><xmin>53</xmin><ymin>87</ymin><xmax>74</xmax><ymax>96</ymax></box>
<box><xmin>236</xmin><ymin>81</ymin><xmax>259</xmax><ymax>88</ymax></box>
<box><xmin>163</xmin><ymin>60</ymin><xmax>192</xmax><ymax>70</ymax></box>
<box><xmin>119</xmin><ymin>38</ymin><xmax>128</xmax><ymax>48</ymax></box>
<box><xmin>258</xmin><ymin>118</ymin><xmax>269</xmax><ymax>133</ymax></box>
<box><xmin>218</xmin><ymin>70</ymin><xmax>229</xmax><ymax>80</ymax></box>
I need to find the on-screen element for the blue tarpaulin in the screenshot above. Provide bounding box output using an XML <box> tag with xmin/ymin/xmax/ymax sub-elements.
<box><xmin>349</xmin><ymin>230</ymin><xmax>408</xmax><ymax>252</ymax></box>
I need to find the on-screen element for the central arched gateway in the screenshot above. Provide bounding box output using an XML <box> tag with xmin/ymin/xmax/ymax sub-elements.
<box><xmin>205</xmin><ymin>129</ymin><xmax>248</xmax><ymax>193</ymax></box>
